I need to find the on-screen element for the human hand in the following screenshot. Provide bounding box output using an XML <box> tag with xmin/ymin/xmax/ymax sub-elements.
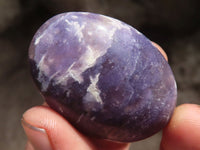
<box><xmin>21</xmin><ymin>103</ymin><xmax>200</xmax><ymax>150</ymax></box>
<box><xmin>22</xmin><ymin>44</ymin><xmax>200</xmax><ymax>150</ymax></box>
<box><xmin>22</xmin><ymin>103</ymin><xmax>130</xmax><ymax>150</ymax></box>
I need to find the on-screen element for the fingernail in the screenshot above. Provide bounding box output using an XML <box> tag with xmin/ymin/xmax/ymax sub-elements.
<box><xmin>21</xmin><ymin>117</ymin><xmax>53</xmax><ymax>150</ymax></box>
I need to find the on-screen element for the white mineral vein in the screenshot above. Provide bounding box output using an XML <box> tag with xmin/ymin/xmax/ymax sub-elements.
<box><xmin>85</xmin><ymin>73</ymin><xmax>102</xmax><ymax>104</ymax></box>
<box><xmin>56</xmin><ymin>20</ymin><xmax>118</xmax><ymax>85</ymax></box>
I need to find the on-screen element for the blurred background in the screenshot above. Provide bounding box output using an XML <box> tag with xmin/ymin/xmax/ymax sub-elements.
<box><xmin>0</xmin><ymin>0</ymin><xmax>200</xmax><ymax>149</ymax></box>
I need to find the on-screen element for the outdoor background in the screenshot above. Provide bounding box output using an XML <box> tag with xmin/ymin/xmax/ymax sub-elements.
<box><xmin>0</xmin><ymin>0</ymin><xmax>200</xmax><ymax>149</ymax></box>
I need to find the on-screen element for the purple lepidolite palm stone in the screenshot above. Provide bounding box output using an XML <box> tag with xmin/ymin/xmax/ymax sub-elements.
<box><xmin>29</xmin><ymin>12</ymin><xmax>177</xmax><ymax>142</ymax></box>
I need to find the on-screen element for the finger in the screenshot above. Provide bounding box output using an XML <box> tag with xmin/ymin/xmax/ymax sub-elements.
<box><xmin>151</xmin><ymin>42</ymin><xmax>168</xmax><ymax>61</ymax></box>
<box><xmin>22</xmin><ymin>105</ymin><xmax>94</xmax><ymax>150</ymax></box>
<box><xmin>160</xmin><ymin>104</ymin><xmax>200</xmax><ymax>150</ymax></box>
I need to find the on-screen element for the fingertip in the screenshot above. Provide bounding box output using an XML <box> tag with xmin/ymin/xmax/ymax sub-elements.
<box><xmin>151</xmin><ymin>42</ymin><xmax>168</xmax><ymax>61</ymax></box>
<box><xmin>161</xmin><ymin>104</ymin><xmax>200</xmax><ymax>150</ymax></box>
<box><xmin>22</xmin><ymin>106</ymin><xmax>93</xmax><ymax>150</ymax></box>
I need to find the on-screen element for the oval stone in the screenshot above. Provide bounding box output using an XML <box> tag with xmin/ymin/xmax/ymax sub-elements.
<box><xmin>29</xmin><ymin>12</ymin><xmax>177</xmax><ymax>142</ymax></box>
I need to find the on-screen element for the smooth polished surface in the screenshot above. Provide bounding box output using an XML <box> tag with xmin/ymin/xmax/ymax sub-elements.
<box><xmin>29</xmin><ymin>12</ymin><xmax>177</xmax><ymax>142</ymax></box>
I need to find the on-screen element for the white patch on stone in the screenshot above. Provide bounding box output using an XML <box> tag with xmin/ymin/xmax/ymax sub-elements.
<box><xmin>66</xmin><ymin>90</ymin><xmax>71</xmax><ymax>97</ymax></box>
<box><xmin>174</xmin><ymin>79</ymin><xmax>177</xmax><ymax>90</ymax></box>
<box><xmin>35</xmin><ymin>31</ymin><xmax>54</xmax><ymax>45</ymax></box>
<box><xmin>135</xmin><ymin>43</ymin><xmax>141</xmax><ymax>49</ymax></box>
<box><xmin>84</xmin><ymin>73</ymin><xmax>103</xmax><ymax>104</ymax></box>
<box><xmin>53</xmin><ymin>28</ymin><xmax>60</xmax><ymax>34</ymax></box>
<box><xmin>57</xmin><ymin>62</ymin><xmax>82</xmax><ymax>84</ymax></box>
<box><xmin>80</xmin><ymin>12</ymin><xmax>89</xmax><ymax>15</ymax></box>
<box><xmin>65</xmin><ymin>19</ymin><xmax>72</xmax><ymax>25</ymax></box>
<box><xmin>129</xmin><ymin>51</ymin><xmax>140</xmax><ymax>75</ymax></box>
<box><xmin>76</xmin><ymin>113</ymin><xmax>84</xmax><ymax>123</ymax></box>
<box><xmin>74</xmin><ymin>22</ymin><xmax>85</xmax><ymax>42</ymax></box>
<box><xmin>135</xmin><ymin>29</ymin><xmax>142</xmax><ymax>35</ymax></box>
<box><xmin>39</xmin><ymin>77</ymin><xmax>49</xmax><ymax>91</ymax></box>
<box><xmin>65</xmin><ymin>20</ymin><xmax>85</xmax><ymax>42</ymax></box>
<box><xmin>35</xmin><ymin>17</ymin><xmax>64</xmax><ymax>46</ymax></box>
<box><xmin>115</xmin><ymin>86</ymin><xmax>119</xmax><ymax>91</ymax></box>
<box><xmin>87</xmin><ymin>31</ymin><xmax>92</xmax><ymax>36</ymax></box>
<box><xmin>65</xmin><ymin>28</ymin><xmax>70</xmax><ymax>32</ymax></box>
<box><xmin>35</xmin><ymin>32</ymin><xmax>45</xmax><ymax>45</ymax></box>
<box><xmin>97</xmin><ymin>25</ymin><xmax>107</xmax><ymax>31</ymax></box>
<box><xmin>37</xmin><ymin>54</ymin><xmax>50</xmax><ymax>76</ymax></box>
<box><xmin>161</xmin><ymin>102</ymin><xmax>165</xmax><ymax>105</ymax></box>
<box><xmin>48</xmin><ymin>57</ymin><xmax>54</xmax><ymax>63</ymax></box>
<box><xmin>38</xmin><ymin>54</ymin><xmax>46</xmax><ymax>69</ymax></box>
<box><xmin>59</xmin><ymin>106</ymin><xmax>64</xmax><ymax>113</ymax></box>
<box><xmin>80</xmin><ymin>46</ymin><xmax>100</xmax><ymax>69</ymax></box>
<box><xmin>37</xmin><ymin>54</ymin><xmax>51</xmax><ymax>91</ymax></box>
<box><xmin>49</xmin><ymin>70</ymin><xmax>60</xmax><ymax>80</ymax></box>
<box><xmin>71</xmin><ymin>15</ymin><xmax>78</xmax><ymax>19</ymax></box>
<box><xmin>56</xmin><ymin>45</ymin><xmax>108</xmax><ymax>85</ymax></box>
<box><xmin>63</xmin><ymin>39</ymin><xmax>67</xmax><ymax>43</ymax></box>
<box><xmin>105</xmin><ymin>16</ymin><xmax>131</xmax><ymax>31</ymax></box>
<box><xmin>128</xmin><ymin>91</ymin><xmax>134</xmax><ymax>101</ymax></box>
<box><xmin>90</xmin><ymin>116</ymin><xmax>96</xmax><ymax>121</ymax></box>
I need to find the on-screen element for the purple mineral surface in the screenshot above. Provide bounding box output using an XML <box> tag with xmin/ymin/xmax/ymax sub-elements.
<box><xmin>28</xmin><ymin>12</ymin><xmax>177</xmax><ymax>142</ymax></box>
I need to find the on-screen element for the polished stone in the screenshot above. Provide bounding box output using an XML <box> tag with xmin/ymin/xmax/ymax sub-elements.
<box><xmin>29</xmin><ymin>12</ymin><xmax>177</xmax><ymax>142</ymax></box>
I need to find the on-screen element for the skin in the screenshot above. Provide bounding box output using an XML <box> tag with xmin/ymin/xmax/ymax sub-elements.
<box><xmin>22</xmin><ymin>43</ymin><xmax>200</xmax><ymax>150</ymax></box>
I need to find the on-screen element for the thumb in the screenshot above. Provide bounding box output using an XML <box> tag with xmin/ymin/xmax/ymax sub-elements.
<box><xmin>21</xmin><ymin>105</ymin><xmax>93</xmax><ymax>150</ymax></box>
<box><xmin>22</xmin><ymin>116</ymin><xmax>52</xmax><ymax>150</ymax></box>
